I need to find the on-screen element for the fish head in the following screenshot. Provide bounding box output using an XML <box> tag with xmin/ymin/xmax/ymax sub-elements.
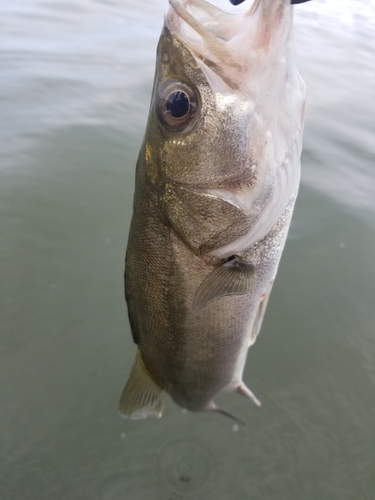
<box><xmin>146</xmin><ymin>18</ymin><xmax>262</xmax><ymax>191</ymax></box>
<box><xmin>144</xmin><ymin>25</ymin><xmax>256</xmax><ymax>192</ymax></box>
<box><xmin>143</xmin><ymin>0</ymin><xmax>306</xmax><ymax>253</ymax></box>
<box><xmin>146</xmin><ymin>0</ymin><xmax>306</xmax><ymax>180</ymax></box>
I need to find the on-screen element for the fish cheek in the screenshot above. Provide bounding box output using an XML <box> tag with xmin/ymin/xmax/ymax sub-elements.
<box><xmin>161</xmin><ymin>185</ymin><xmax>251</xmax><ymax>255</ymax></box>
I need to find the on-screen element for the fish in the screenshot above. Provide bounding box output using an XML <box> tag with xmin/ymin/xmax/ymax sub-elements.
<box><xmin>119</xmin><ymin>0</ymin><xmax>307</xmax><ymax>421</ymax></box>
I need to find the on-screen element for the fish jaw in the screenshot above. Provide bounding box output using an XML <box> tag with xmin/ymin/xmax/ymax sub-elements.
<box><xmin>165</xmin><ymin>0</ymin><xmax>306</xmax><ymax>257</ymax></box>
<box><xmin>166</xmin><ymin>0</ymin><xmax>300</xmax><ymax>96</ymax></box>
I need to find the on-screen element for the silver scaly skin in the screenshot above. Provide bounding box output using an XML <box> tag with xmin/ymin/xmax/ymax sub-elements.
<box><xmin>119</xmin><ymin>0</ymin><xmax>307</xmax><ymax>420</ymax></box>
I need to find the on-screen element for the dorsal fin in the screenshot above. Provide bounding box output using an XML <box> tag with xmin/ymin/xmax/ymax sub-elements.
<box><xmin>119</xmin><ymin>351</ymin><xmax>165</xmax><ymax>420</ymax></box>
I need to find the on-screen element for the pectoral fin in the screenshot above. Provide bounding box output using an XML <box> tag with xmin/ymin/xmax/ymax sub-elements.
<box><xmin>193</xmin><ymin>257</ymin><xmax>256</xmax><ymax>311</ymax></box>
<box><xmin>119</xmin><ymin>351</ymin><xmax>165</xmax><ymax>420</ymax></box>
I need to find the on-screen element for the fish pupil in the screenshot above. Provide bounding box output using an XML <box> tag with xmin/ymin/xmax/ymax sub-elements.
<box><xmin>166</xmin><ymin>91</ymin><xmax>190</xmax><ymax>119</ymax></box>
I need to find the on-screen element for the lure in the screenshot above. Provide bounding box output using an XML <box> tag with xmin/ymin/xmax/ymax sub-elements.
<box><xmin>230</xmin><ymin>0</ymin><xmax>311</xmax><ymax>5</ymax></box>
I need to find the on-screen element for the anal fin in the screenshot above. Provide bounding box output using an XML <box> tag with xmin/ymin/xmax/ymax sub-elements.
<box><xmin>119</xmin><ymin>351</ymin><xmax>165</xmax><ymax>420</ymax></box>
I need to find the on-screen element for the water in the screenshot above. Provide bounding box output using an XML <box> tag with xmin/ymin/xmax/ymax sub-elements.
<box><xmin>1</xmin><ymin>1</ymin><xmax>374</xmax><ymax>498</ymax></box>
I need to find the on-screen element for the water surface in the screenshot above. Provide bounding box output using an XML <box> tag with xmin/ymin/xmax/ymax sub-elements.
<box><xmin>1</xmin><ymin>1</ymin><xmax>375</xmax><ymax>498</ymax></box>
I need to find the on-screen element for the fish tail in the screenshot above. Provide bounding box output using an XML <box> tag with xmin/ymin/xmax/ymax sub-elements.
<box><xmin>118</xmin><ymin>350</ymin><xmax>165</xmax><ymax>420</ymax></box>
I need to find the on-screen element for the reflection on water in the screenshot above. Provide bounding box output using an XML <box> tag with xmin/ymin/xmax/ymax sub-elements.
<box><xmin>1</xmin><ymin>1</ymin><xmax>374</xmax><ymax>499</ymax></box>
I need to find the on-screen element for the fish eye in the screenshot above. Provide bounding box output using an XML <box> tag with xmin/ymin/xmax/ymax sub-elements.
<box><xmin>157</xmin><ymin>81</ymin><xmax>199</xmax><ymax>132</ymax></box>
<box><xmin>166</xmin><ymin>91</ymin><xmax>189</xmax><ymax>119</ymax></box>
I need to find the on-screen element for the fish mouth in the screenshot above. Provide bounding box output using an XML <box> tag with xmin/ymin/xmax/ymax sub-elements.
<box><xmin>167</xmin><ymin>0</ymin><xmax>295</xmax><ymax>91</ymax></box>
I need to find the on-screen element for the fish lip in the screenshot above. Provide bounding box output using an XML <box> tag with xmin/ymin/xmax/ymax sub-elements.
<box><xmin>166</xmin><ymin>0</ymin><xmax>249</xmax><ymax>91</ymax></box>
<box><xmin>166</xmin><ymin>0</ymin><xmax>296</xmax><ymax>93</ymax></box>
<box><xmin>167</xmin><ymin>0</ymin><xmax>259</xmax><ymax>29</ymax></box>
<box><xmin>167</xmin><ymin>0</ymin><xmax>291</xmax><ymax>41</ymax></box>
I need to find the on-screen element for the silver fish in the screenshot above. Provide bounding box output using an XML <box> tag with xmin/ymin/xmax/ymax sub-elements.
<box><xmin>119</xmin><ymin>0</ymin><xmax>307</xmax><ymax>420</ymax></box>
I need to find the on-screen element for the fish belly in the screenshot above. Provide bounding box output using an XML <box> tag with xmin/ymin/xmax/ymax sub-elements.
<box><xmin>125</xmin><ymin>194</ymin><xmax>255</xmax><ymax>411</ymax></box>
<box><xmin>125</xmin><ymin>183</ymin><xmax>293</xmax><ymax>413</ymax></box>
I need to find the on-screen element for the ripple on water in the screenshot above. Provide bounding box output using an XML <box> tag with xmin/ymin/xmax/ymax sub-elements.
<box><xmin>159</xmin><ymin>440</ymin><xmax>215</xmax><ymax>496</ymax></box>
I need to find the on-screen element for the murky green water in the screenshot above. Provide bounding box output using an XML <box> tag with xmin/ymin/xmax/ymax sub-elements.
<box><xmin>1</xmin><ymin>1</ymin><xmax>374</xmax><ymax>498</ymax></box>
